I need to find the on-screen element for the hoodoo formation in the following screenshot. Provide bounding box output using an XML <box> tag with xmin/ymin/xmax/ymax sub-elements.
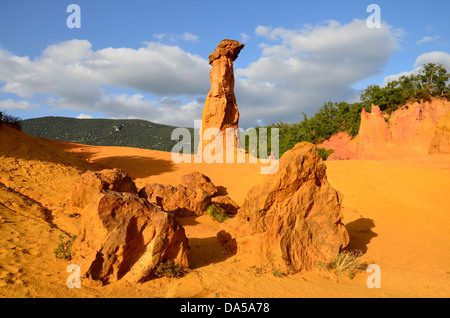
<box><xmin>199</xmin><ymin>39</ymin><xmax>245</xmax><ymax>160</ymax></box>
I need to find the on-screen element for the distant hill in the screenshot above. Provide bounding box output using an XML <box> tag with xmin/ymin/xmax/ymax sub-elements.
<box><xmin>21</xmin><ymin>116</ymin><xmax>197</xmax><ymax>153</ymax></box>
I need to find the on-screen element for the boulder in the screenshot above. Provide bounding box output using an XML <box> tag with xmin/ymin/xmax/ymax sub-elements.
<box><xmin>180</xmin><ymin>171</ymin><xmax>217</xmax><ymax>197</ymax></box>
<box><xmin>71</xmin><ymin>168</ymin><xmax>137</xmax><ymax>208</ymax></box>
<box><xmin>138</xmin><ymin>183</ymin><xmax>211</xmax><ymax>217</ymax></box>
<box><xmin>71</xmin><ymin>190</ymin><xmax>191</xmax><ymax>284</ymax></box>
<box><xmin>139</xmin><ymin>171</ymin><xmax>227</xmax><ymax>217</ymax></box>
<box><xmin>211</xmin><ymin>195</ymin><xmax>239</xmax><ymax>214</ymax></box>
<box><xmin>199</xmin><ymin>39</ymin><xmax>245</xmax><ymax>159</ymax></box>
<box><xmin>221</xmin><ymin>142</ymin><xmax>349</xmax><ymax>273</ymax></box>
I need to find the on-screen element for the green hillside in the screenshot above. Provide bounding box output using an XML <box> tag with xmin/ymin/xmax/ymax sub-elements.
<box><xmin>21</xmin><ymin>116</ymin><xmax>197</xmax><ymax>153</ymax></box>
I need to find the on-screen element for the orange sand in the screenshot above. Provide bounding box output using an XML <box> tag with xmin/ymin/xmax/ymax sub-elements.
<box><xmin>0</xmin><ymin>126</ymin><xmax>449</xmax><ymax>297</ymax></box>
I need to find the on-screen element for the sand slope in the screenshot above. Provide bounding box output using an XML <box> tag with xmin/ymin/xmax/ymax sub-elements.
<box><xmin>0</xmin><ymin>126</ymin><xmax>449</xmax><ymax>297</ymax></box>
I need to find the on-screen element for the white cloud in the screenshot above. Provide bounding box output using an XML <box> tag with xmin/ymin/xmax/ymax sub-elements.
<box><xmin>414</xmin><ymin>51</ymin><xmax>450</xmax><ymax>69</ymax></box>
<box><xmin>236</xmin><ymin>19</ymin><xmax>400</xmax><ymax>127</ymax></box>
<box><xmin>0</xmin><ymin>39</ymin><xmax>210</xmax><ymax>126</ymax></box>
<box><xmin>76</xmin><ymin>113</ymin><xmax>93</xmax><ymax>119</ymax></box>
<box><xmin>417</xmin><ymin>35</ymin><xmax>439</xmax><ymax>45</ymax></box>
<box><xmin>0</xmin><ymin>99</ymin><xmax>33</xmax><ymax>110</ymax></box>
<box><xmin>89</xmin><ymin>42</ymin><xmax>209</xmax><ymax>96</ymax></box>
<box><xmin>383</xmin><ymin>71</ymin><xmax>414</xmax><ymax>86</ymax></box>
<box><xmin>383</xmin><ymin>51</ymin><xmax>450</xmax><ymax>86</ymax></box>
<box><xmin>182</xmin><ymin>32</ymin><xmax>199</xmax><ymax>42</ymax></box>
<box><xmin>43</xmin><ymin>39</ymin><xmax>92</xmax><ymax>63</ymax></box>
<box><xmin>0</xmin><ymin>19</ymin><xmax>405</xmax><ymax>129</ymax></box>
<box><xmin>154</xmin><ymin>32</ymin><xmax>200</xmax><ymax>43</ymax></box>
<box><xmin>240</xmin><ymin>33</ymin><xmax>250</xmax><ymax>43</ymax></box>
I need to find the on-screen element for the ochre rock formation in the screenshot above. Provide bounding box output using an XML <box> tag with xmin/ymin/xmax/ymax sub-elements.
<box><xmin>354</xmin><ymin>104</ymin><xmax>392</xmax><ymax>159</ymax></box>
<box><xmin>71</xmin><ymin>169</ymin><xmax>191</xmax><ymax>285</ymax></box>
<box><xmin>386</xmin><ymin>98</ymin><xmax>448</xmax><ymax>152</ymax></box>
<box><xmin>357</xmin><ymin>105</ymin><xmax>391</xmax><ymax>144</ymax></box>
<box><xmin>317</xmin><ymin>98</ymin><xmax>450</xmax><ymax>160</ymax></box>
<box><xmin>199</xmin><ymin>39</ymin><xmax>245</xmax><ymax>160</ymax></box>
<box><xmin>429</xmin><ymin>109</ymin><xmax>450</xmax><ymax>154</ymax></box>
<box><xmin>220</xmin><ymin>142</ymin><xmax>349</xmax><ymax>273</ymax></box>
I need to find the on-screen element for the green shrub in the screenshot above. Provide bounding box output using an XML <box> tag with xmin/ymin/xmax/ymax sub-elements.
<box><xmin>205</xmin><ymin>203</ymin><xmax>229</xmax><ymax>223</ymax></box>
<box><xmin>153</xmin><ymin>260</ymin><xmax>184</xmax><ymax>278</ymax></box>
<box><xmin>361</xmin><ymin>63</ymin><xmax>449</xmax><ymax>114</ymax></box>
<box><xmin>54</xmin><ymin>235</ymin><xmax>76</xmax><ymax>260</ymax></box>
<box><xmin>0</xmin><ymin>111</ymin><xmax>22</xmax><ymax>130</ymax></box>
<box><xmin>317</xmin><ymin>148</ymin><xmax>334</xmax><ymax>160</ymax></box>
<box><xmin>272</xmin><ymin>269</ymin><xmax>284</xmax><ymax>277</ymax></box>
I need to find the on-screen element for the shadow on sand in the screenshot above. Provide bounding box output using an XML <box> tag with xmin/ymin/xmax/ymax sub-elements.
<box><xmin>51</xmin><ymin>139</ymin><xmax>176</xmax><ymax>178</ymax></box>
<box><xmin>215</xmin><ymin>186</ymin><xmax>228</xmax><ymax>196</ymax></box>
<box><xmin>93</xmin><ymin>155</ymin><xmax>176</xmax><ymax>178</ymax></box>
<box><xmin>188</xmin><ymin>236</ymin><xmax>236</xmax><ymax>270</ymax></box>
<box><xmin>344</xmin><ymin>218</ymin><xmax>377</xmax><ymax>254</ymax></box>
<box><xmin>45</xmin><ymin>139</ymin><xmax>98</xmax><ymax>163</ymax></box>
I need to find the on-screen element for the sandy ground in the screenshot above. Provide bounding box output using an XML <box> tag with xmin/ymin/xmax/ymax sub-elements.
<box><xmin>0</xmin><ymin>127</ymin><xmax>449</xmax><ymax>298</ymax></box>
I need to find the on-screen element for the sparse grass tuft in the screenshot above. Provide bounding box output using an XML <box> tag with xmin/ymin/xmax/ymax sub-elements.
<box><xmin>250</xmin><ymin>253</ymin><xmax>287</xmax><ymax>278</ymax></box>
<box><xmin>319</xmin><ymin>250</ymin><xmax>367</xmax><ymax>279</ymax></box>
<box><xmin>54</xmin><ymin>235</ymin><xmax>76</xmax><ymax>260</ymax></box>
<box><xmin>205</xmin><ymin>203</ymin><xmax>229</xmax><ymax>223</ymax></box>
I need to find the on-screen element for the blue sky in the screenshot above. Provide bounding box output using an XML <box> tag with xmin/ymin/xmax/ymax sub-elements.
<box><xmin>0</xmin><ymin>0</ymin><xmax>449</xmax><ymax>128</ymax></box>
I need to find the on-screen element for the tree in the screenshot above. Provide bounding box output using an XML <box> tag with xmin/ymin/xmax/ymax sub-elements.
<box><xmin>0</xmin><ymin>110</ymin><xmax>22</xmax><ymax>130</ymax></box>
<box><xmin>418</xmin><ymin>63</ymin><xmax>449</xmax><ymax>97</ymax></box>
<box><xmin>360</xmin><ymin>63</ymin><xmax>449</xmax><ymax>114</ymax></box>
